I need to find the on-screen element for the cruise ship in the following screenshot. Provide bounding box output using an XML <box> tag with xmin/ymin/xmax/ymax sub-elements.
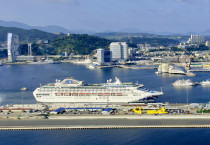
<box><xmin>33</xmin><ymin>77</ymin><xmax>163</xmax><ymax>103</ymax></box>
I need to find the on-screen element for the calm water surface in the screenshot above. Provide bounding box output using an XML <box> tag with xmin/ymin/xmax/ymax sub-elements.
<box><xmin>0</xmin><ymin>63</ymin><xmax>210</xmax><ymax>105</ymax></box>
<box><xmin>0</xmin><ymin>63</ymin><xmax>210</xmax><ymax>145</ymax></box>
<box><xmin>1</xmin><ymin>129</ymin><xmax>210</xmax><ymax>145</ymax></box>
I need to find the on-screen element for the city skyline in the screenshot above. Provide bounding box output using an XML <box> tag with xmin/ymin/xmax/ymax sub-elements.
<box><xmin>1</xmin><ymin>0</ymin><xmax>210</xmax><ymax>34</ymax></box>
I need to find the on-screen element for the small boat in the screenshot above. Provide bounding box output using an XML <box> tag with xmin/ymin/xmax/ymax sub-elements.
<box><xmin>20</xmin><ymin>87</ymin><xmax>28</xmax><ymax>91</ymax></box>
<box><xmin>73</xmin><ymin>59</ymin><xmax>92</xmax><ymax>64</ymax></box>
<box><xmin>88</xmin><ymin>64</ymin><xmax>96</xmax><ymax>69</ymax></box>
<box><xmin>186</xmin><ymin>71</ymin><xmax>196</xmax><ymax>76</ymax></box>
<box><xmin>29</xmin><ymin>59</ymin><xmax>55</xmax><ymax>64</ymax></box>
<box><xmin>201</xmin><ymin>79</ymin><xmax>210</xmax><ymax>86</ymax></box>
<box><xmin>87</xmin><ymin>62</ymin><xmax>98</xmax><ymax>69</ymax></box>
<box><xmin>155</xmin><ymin>71</ymin><xmax>162</xmax><ymax>74</ymax></box>
<box><xmin>172</xmin><ymin>79</ymin><xmax>195</xmax><ymax>86</ymax></box>
<box><xmin>0</xmin><ymin>61</ymin><xmax>4</xmax><ymax>66</ymax></box>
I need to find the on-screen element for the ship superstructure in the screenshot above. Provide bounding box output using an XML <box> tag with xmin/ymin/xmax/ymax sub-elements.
<box><xmin>33</xmin><ymin>77</ymin><xmax>163</xmax><ymax>103</ymax></box>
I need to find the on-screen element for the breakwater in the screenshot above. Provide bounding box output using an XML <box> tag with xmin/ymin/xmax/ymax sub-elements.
<box><xmin>1</xmin><ymin>125</ymin><xmax>210</xmax><ymax>130</ymax></box>
<box><xmin>2</xmin><ymin>117</ymin><xmax>210</xmax><ymax>130</ymax></box>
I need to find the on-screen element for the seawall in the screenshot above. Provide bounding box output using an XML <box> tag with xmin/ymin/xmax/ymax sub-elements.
<box><xmin>2</xmin><ymin>116</ymin><xmax>210</xmax><ymax>130</ymax></box>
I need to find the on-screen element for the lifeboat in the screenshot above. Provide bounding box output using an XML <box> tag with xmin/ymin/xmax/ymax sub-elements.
<box><xmin>56</xmin><ymin>93</ymin><xmax>63</xmax><ymax>96</ymax></box>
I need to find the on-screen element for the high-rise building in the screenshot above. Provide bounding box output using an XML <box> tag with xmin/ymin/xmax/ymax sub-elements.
<box><xmin>205</xmin><ymin>41</ymin><xmax>210</xmax><ymax>48</ymax></box>
<box><xmin>7</xmin><ymin>33</ymin><xmax>19</xmax><ymax>62</ymax></box>
<box><xmin>110</xmin><ymin>42</ymin><xmax>128</xmax><ymax>60</ymax></box>
<box><xmin>110</xmin><ymin>42</ymin><xmax>121</xmax><ymax>60</ymax></box>
<box><xmin>97</xmin><ymin>48</ymin><xmax>112</xmax><ymax>64</ymax></box>
<box><xmin>28</xmin><ymin>43</ymin><xmax>32</xmax><ymax>56</ymax></box>
<box><xmin>128</xmin><ymin>48</ymin><xmax>134</xmax><ymax>57</ymax></box>
<box><xmin>104</xmin><ymin>50</ymin><xmax>112</xmax><ymax>62</ymax></box>
<box><xmin>121</xmin><ymin>42</ymin><xmax>128</xmax><ymax>59</ymax></box>
<box><xmin>187</xmin><ymin>35</ymin><xmax>204</xmax><ymax>44</ymax></box>
<box><xmin>97</xmin><ymin>48</ymin><xmax>105</xmax><ymax>63</ymax></box>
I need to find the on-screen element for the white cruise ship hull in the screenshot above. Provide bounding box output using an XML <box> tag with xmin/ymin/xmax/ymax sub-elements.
<box><xmin>33</xmin><ymin>90</ymin><xmax>163</xmax><ymax>103</ymax></box>
<box><xmin>33</xmin><ymin>77</ymin><xmax>163</xmax><ymax>103</ymax></box>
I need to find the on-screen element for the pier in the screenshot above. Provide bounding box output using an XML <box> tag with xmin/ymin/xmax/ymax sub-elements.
<box><xmin>117</xmin><ymin>65</ymin><xmax>157</xmax><ymax>69</ymax></box>
<box><xmin>1</xmin><ymin>102</ymin><xmax>210</xmax><ymax>130</ymax></box>
<box><xmin>189</xmin><ymin>69</ymin><xmax>210</xmax><ymax>72</ymax></box>
<box><xmin>2</xmin><ymin>117</ymin><xmax>210</xmax><ymax>130</ymax></box>
<box><xmin>1</xmin><ymin>125</ymin><xmax>210</xmax><ymax>130</ymax></box>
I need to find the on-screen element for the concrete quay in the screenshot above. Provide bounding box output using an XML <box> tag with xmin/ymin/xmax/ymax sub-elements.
<box><xmin>2</xmin><ymin>116</ymin><xmax>210</xmax><ymax>130</ymax></box>
<box><xmin>0</xmin><ymin>102</ymin><xmax>209</xmax><ymax>130</ymax></box>
<box><xmin>48</xmin><ymin>114</ymin><xmax>210</xmax><ymax>120</ymax></box>
<box><xmin>1</xmin><ymin>125</ymin><xmax>210</xmax><ymax>130</ymax></box>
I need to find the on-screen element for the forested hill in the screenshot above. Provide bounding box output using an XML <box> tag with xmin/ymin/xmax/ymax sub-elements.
<box><xmin>95</xmin><ymin>32</ymin><xmax>180</xmax><ymax>46</ymax></box>
<box><xmin>50</xmin><ymin>34</ymin><xmax>111</xmax><ymax>55</ymax></box>
<box><xmin>0</xmin><ymin>26</ymin><xmax>64</xmax><ymax>43</ymax></box>
<box><xmin>0</xmin><ymin>26</ymin><xmax>111</xmax><ymax>55</ymax></box>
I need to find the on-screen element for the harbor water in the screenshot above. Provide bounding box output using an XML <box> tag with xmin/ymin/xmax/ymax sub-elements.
<box><xmin>0</xmin><ymin>63</ymin><xmax>210</xmax><ymax>105</ymax></box>
<box><xmin>1</xmin><ymin>129</ymin><xmax>210</xmax><ymax>145</ymax></box>
<box><xmin>0</xmin><ymin>63</ymin><xmax>210</xmax><ymax>145</ymax></box>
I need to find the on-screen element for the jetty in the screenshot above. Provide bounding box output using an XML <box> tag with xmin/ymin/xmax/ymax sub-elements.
<box><xmin>2</xmin><ymin>116</ymin><xmax>210</xmax><ymax>130</ymax></box>
<box><xmin>189</xmin><ymin>69</ymin><xmax>210</xmax><ymax>72</ymax></box>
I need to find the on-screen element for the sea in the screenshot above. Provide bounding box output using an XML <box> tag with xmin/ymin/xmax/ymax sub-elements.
<box><xmin>0</xmin><ymin>63</ymin><xmax>210</xmax><ymax>145</ymax></box>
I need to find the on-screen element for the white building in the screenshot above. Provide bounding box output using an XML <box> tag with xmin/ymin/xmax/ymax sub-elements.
<box><xmin>97</xmin><ymin>48</ymin><xmax>112</xmax><ymax>64</ymax></box>
<box><xmin>7</xmin><ymin>33</ymin><xmax>19</xmax><ymax>62</ymax></box>
<box><xmin>28</xmin><ymin>43</ymin><xmax>32</xmax><ymax>56</ymax></box>
<box><xmin>110</xmin><ymin>42</ymin><xmax>128</xmax><ymax>60</ymax></box>
<box><xmin>121</xmin><ymin>42</ymin><xmax>128</xmax><ymax>59</ymax></box>
<box><xmin>187</xmin><ymin>35</ymin><xmax>204</xmax><ymax>44</ymax></box>
<box><xmin>110</xmin><ymin>42</ymin><xmax>121</xmax><ymax>60</ymax></box>
<box><xmin>205</xmin><ymin>41</ymin><xmax>210</xmax><ymax>48</ymax></box>
<box><xmin>97</xmin><ymin>48</ymin><xmax>105</xmax><ymax>63</ymax></box>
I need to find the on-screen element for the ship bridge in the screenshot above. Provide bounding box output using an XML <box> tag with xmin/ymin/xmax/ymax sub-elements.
<box><xmin>53</xmin><ymin>78</ymin><xmax>85</xmax><ymax>87</ymax></box>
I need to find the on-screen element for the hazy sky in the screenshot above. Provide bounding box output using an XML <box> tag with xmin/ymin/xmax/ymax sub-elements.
<box><xmin>0</xmin><ymin>0</ymin><xmax>210</xmax><ymax>33</ymax></box>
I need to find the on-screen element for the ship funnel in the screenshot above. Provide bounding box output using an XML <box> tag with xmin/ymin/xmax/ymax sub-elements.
<box><xmin>115</xmin><ymin>77</ymin><xmax>121</xmax><ymax>84</ymax></box>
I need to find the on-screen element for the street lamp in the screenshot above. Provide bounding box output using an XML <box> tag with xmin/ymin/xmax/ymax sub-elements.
<box><xmin>20</xmin><ymin>87</ymin><xmax>28</xmax><ymax>109</ymax></box>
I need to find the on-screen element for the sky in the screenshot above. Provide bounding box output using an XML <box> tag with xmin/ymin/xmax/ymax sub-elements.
<box><xmin>0</xmin><ymin>0</ymin><xmax>210</xmax><ymax>33</ymax></box>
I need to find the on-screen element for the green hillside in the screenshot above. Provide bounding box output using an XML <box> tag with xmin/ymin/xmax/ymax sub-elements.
<box><xmin>94</xmin><ymin>32</ymin><xmax>158</xmax><ymax>40</ymax></box>
<box><xmin>95</xmin><ymin>32</ymin><xmax>180</xmax><ymax>46</ymax></box>
<box><xmin>50</xmin><ymin>34</ymin><xmax>111</xmax><ymax>55</ymax></box>
<box><xmin>0</xmin><ymin>26</ymin><xmax>64</xmax><ymax>43</ymax></box>
<box><xmin>120</xmin><ymin>37</ymin><xmax>179</xmax><ymax>47</ymax></box>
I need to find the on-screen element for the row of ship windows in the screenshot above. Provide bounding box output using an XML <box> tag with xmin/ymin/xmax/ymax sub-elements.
<box><xmin>37</xmin><ymin>96</ymin><xmax>132</xmax><ymax>100</ymax></box>
<box><xmin>39</xmin><ymin>89</ymin><xmax>130</xmax><ymax>92</ymax></box>
<box><xmin>36</xmin><ymin>94</ymin><xmax>50</xmax><ymax>96</ymax></box>
<box><xmin>54</xmin><ymin>93</ymin><xmax>125</xmax><ymax>96</ymax></box>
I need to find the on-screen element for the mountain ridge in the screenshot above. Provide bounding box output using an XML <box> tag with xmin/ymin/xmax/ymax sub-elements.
<box><xmin>0</xmin><ymin>20</ymin><xmax>69</xmax><ymax>34</ymax></box>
